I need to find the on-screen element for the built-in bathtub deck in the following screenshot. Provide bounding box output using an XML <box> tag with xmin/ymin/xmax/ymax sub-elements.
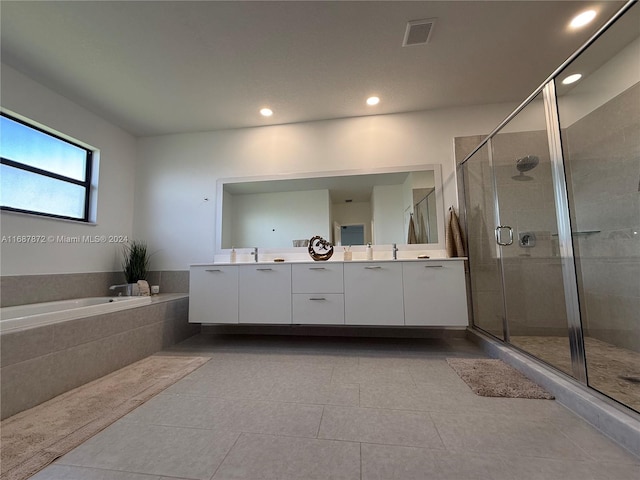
<box><xmin>0</xmin><ymin>294</ymin><xmax>198</xmax><ymax>419</ymax></box>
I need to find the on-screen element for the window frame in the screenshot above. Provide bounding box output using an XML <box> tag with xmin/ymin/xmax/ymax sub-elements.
<box><xmin>1</xmin><ymin>112</ymin><xmax>94</xmax><ymax>222</ymax></box>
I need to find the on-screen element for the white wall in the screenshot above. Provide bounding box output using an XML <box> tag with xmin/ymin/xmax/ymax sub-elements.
<box><xmin>135</xmin><ymin>103</ymin><xmax>516</xmax><ymax>269</ymax></box>
<box><xmin>228</xmin><ymin>189</ymin><xmax>330</xmax><ymax>248</ymax></box>
<box><xmin>371</xmin><ymin>184</ymin><xmax>405</xmax><ymax>245</ymax></box>
<box><xmin>0</xmin><ymin>64</ymin><xmax>137</xmax><ymax>275</ymax></box>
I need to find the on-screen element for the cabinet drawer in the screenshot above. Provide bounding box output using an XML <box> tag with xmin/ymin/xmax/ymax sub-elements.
<box><xmin>292</xmin><ymin>294</ymin><xmax>345</xmax><ymax>325</ymax></box>
<box><xmin>292</xmin><ymin>263</ymin><xmax>344</xmax><ymax>293</ymax></box>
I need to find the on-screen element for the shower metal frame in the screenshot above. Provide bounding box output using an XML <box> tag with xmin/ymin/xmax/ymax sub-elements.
<box><xmin>542</xmin><ymin>80</ymin><xmax>587</xmax><ymax>383</ymax></box>
<box><xmin>457</xmin><ymin>0</ymin><xmax>636</xmax><ymax>385</ymax></box>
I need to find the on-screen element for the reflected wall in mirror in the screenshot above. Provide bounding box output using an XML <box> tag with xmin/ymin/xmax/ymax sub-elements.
<box><xmin>216</xmin><ymin>165</ymin><xmax>444</xmax><ymax>251</ymax></box>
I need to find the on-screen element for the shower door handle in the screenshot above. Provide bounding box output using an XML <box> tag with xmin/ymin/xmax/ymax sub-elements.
<box><xmin>495</xmin><ymin>226</ymin><xmax>514</xmax><ymax>246</ymax></box>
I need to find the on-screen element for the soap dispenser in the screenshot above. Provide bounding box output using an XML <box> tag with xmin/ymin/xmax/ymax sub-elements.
<box><xmin>366</xmin><ymin>243</ymin><xmax>373</xmax><ymax>261</ymax></box>
<box><xmin>230</xmin><ymin>246</ymin><xmax>237</xmax><ymax>263</ymax></box>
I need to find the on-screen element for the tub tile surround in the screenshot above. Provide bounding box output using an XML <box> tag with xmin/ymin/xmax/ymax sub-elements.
<box><xmin>0</xmin><ymin>270</ymin><xmax>189</xmax><ymax>308</ymax></box>
<box><xmin>28</xmin><ymin>334</ymin><xmax>640</xmax><ymax>480</ymax></box>
<box><xmin>0</xmin><ymin>272</ymin><xmax>124</xmax><ymax>308</ymax></box>
<box><xmin>0</xmin><ymin>295</ymin><xmax>198</xmax><ymax>419</ymax></box>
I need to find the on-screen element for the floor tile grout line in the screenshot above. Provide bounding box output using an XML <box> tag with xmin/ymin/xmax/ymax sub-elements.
<box><xmin>315</xmin><ymin>405</ymin><xmax>325</xmax><ymax>438</ymax></box>
<box><xmin>46</xmin><ymin>463</ymin><xmax>168</xmax><ymax>479</ymax></box>
<box><xmin>207</xmin><ymin>430</ymin><xmax>243</xmax><ymax>480</ymax></box>
<box><xmin>140</xmin><ymin>391</ymin><xmax>354</xmax><ymax>408</ymax></box>
<box><xmin>426</xmin><ymin>410</ymin><xmax>448</xmax><ymax>451</ymax></box>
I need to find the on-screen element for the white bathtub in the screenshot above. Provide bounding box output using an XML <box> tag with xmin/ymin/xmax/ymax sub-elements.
<box><xmin>0</xmin><ymin>296</ymin><xmax>153</xmax><ymax>333</ymax></box>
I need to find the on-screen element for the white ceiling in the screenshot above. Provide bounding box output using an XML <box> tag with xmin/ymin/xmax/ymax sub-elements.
<box><xmin>0</xmin><ymin>1</ymin><xmax>628</xmax><ymax>137</ymax></box>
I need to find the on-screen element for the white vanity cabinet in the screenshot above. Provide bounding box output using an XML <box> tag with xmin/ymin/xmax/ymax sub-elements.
<box><xmin>190</xmin><ymin>258</ymin><xmax>469</xmax><ymax>328</ymax></box>
<box><xmin>189</xmin><ymin>265</ymin><xmax>239</xmax><ymax>324</ymax></box>
<box><xmin>292</xmin><ymin>263</ymin><xmax>344</xmax><ymax>324</ymax></box>
<box><xmin>239</xmin><ymin>264</ymin><xmax>292</xmax><ymax>324</ymax></box>
<box><xmin>402</xmin><ymin>261</ymin><xmax>468</xmax><ymax>326</ymax></box>
<box><xmin>344</xmin><ymin>262</ymin><xmax>404</xmax><ymax>326</ymax></box>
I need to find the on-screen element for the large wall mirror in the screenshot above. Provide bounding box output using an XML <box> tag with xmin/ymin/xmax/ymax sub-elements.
<box><xmin>216</xmin><ymin>164</ymin><xmax>445</xmax><ymax>251</ymax></box>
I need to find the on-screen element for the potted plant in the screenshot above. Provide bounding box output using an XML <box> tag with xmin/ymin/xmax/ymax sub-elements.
<box><xmin>122</xmin><ymin>240</ymin><xmax>150</xmax><ymax>295</ymax></box>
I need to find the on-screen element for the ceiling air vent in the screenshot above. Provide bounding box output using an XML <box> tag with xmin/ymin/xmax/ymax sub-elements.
<box><xmin>403</xmin><ymin>18</ymin><xmax>436</xmax><ymax>47</ymax></box>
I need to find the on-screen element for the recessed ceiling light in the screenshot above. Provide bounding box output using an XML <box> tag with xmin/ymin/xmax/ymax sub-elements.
<box><xmin>562</xmin><ymin>73</ymin><xmax>583</xmax><ymax>85</ymax></box>
<box><xmin>366</xmin><ymin>96</ymin><xmax>380</xmax><ymax>106</ymax></box>
<box><xmin>570</xmin><ymin>10</ymin><xmax>597</xmax><ymax>29</ymax></box>
<box><xmin>260</xmin><ymin>108</ymin><xmax>273</xmax><ymax>117</ymax></box>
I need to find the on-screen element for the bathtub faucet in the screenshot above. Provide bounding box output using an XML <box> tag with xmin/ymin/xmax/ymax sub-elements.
<box><xmin>109</xmin><ymin>284</ymin><xmax>131</xmax><ymax>296</ymax></box>
<box><xmin>252</xmin><ymin>247</ymin><xmax>258</xmax><ymax>262</ymax></box>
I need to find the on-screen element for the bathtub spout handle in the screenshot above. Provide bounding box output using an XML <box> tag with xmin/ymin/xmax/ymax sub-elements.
<box><xmin>109</xmin><ymin>284</ymin><xmax>133</xmax><ymax>296</ymax></box>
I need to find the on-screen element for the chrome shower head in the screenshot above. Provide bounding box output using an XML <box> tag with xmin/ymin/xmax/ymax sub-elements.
<box><xmin>515</xmin><ymin>155</ymin><xmax>539</xmax><ymax>173</ymax></box>
<box><xmin>512</xmin><ymin>155</ymin><xmax>539</xmax><ymax>181</ymax></box>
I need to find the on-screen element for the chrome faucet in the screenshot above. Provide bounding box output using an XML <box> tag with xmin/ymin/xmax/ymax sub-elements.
<box><xmin>252</xmin><ymin>247</ymin><xmax>258</xmax><ymax>262</ymax></box>
<box><xmin>392</xmin><ymin>243</ymin><xmax>398</xmax><ymax>260</ymax></box>
<box><xmin>109</xmin><ymin>284</ymin><xmax>130</xmax><ymax>296</ymax></box>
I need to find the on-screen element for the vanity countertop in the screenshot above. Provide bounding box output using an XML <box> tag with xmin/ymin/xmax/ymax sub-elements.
<box><xmin>192</xmin><ymin>257</ymin><xmax>467</xmax><ymax>267</ymax></box>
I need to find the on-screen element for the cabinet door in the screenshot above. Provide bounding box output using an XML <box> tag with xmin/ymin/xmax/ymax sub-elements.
<box><xmin>403</xmin><ymin>261</ymin><xmax>469</xmax><ymax>326</ymax></box>
<box><xmin>344</xmin><ymin>262</ymin><xmax>404</xmax><ymax>325</ymax></box>
<box><xmin>239</xmin><ymin>264</ymin><xmax>292</xmax><ymax>324</ymax></box>
<box><xmin>293</xmin><ymin>294</ymin><xmax>345</xmax><ymax>324</ymax></box>
<box><xmin>189</xmin><ymin>266</ymin><xmax>238</xmax><ymax>324</ymax></box>
<box><xmin>292</xmin><ymin>263</ymin><xmax>344</xmax><ymax>294</ymax></box>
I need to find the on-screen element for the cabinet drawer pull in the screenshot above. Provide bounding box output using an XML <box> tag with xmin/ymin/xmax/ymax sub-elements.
<box><xmin>365</xmin><ymin>266</ymin><xmax>382</xmax><ymax>270</ymax></box>
<box><xmin>309</xmin><ymin>267</ymin><xmax>326</xmax><ymax>270</ymax></box>
<box><xmin>424</xmin><ymin>265</ymin><xmax>443</xmax><ymax>268</ymax></box>
<box><xmin>205</xmin><ymin>269</ymin><xmax>222</xmax><ymax>272</ymax></box>
<box><xmin>256</xmin><ymin>268</ymin><xmax>273</xmax><ymax>271</ymax></box>
<box><xmin>309</xmin><ymin>297</ymin><xmax>326</xmax><ymax>301</ymax></box>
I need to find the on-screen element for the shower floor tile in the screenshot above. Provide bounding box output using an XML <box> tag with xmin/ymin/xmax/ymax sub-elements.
<box><xmin>511</xmin><ymin>335</ymin><xmax>640</xmax><ymax>411</ymax></box>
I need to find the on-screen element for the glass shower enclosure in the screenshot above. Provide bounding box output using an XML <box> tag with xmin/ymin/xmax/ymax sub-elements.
<box><xmin>457</xmin><ymin>1</ymin><xmax>639</xmax><ymax>412</ymax></box>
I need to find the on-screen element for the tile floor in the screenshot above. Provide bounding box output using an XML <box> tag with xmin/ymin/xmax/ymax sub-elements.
<box><xmin>31</xmin><ymin>334</ymin><xmax>640</xmax><ymax>480</ymax></box>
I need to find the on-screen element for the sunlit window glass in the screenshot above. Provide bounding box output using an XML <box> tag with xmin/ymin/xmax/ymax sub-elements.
<box><xmin>0</xmin><ymin>113</ymin><xmax>93</xmax><ymax>221</ymax></box>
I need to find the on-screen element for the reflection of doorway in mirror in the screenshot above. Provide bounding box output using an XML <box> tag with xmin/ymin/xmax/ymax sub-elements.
<box><xmin>341</xmin><ymin>225</ymin><xmax>365</xmax><ymax>246</ymax></box>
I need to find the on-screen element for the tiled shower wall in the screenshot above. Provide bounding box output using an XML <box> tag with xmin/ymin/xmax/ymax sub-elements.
<box><xmin>563</xmin><ymin>82</ymin><xmax>640</xmax><ymax>352</ymax></box>
<box><xmin>0</xmin><ymin>270</ymin><xmax>189</xmax><ymax>307</ymax></box>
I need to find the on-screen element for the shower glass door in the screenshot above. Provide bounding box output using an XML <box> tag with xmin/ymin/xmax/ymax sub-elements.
<box><xmin>490</xmin><ymin>92</ymin><xmax>577</xmax><ymax>378</ymax></box>
<box><xmin>460</xmin><ymin>141</ymin><xmax>505</xmax><ymax>340</ymax></box>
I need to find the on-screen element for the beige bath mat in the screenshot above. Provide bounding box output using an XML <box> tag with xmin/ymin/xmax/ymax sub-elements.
<box><xmin>447</xmin><ymin>358</ymin><xmax>554</xmax><ymax>399</ymax></box>
<box><xmin>1</xmin><ymin>354</ymin><xmax>210</xmax><ymax>480</ymax></box>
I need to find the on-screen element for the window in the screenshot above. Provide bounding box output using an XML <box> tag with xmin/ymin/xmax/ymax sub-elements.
<box><xmin>0</xmin><ymin>113</ymin><xmax>94</xmax><ymax>222</ymax></box>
